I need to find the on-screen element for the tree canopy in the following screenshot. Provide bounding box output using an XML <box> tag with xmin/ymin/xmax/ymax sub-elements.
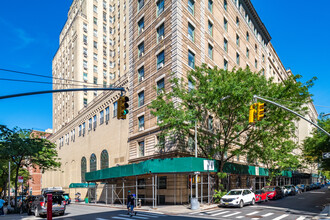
<box><xmin>149</xmin><ymin>65</ymin><xmax>315</xmax><ymax>176</ymax></box>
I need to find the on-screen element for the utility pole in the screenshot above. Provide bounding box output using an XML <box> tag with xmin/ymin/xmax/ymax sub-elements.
<box><xmin>8</xmin><ymin>161</ymin><xmax>10</xmax><ymax>205</ymax></box>
<box><xmin>195</xmin><ymin>121</ymin><xmax>198</xmax><ymax>203</ymax></box>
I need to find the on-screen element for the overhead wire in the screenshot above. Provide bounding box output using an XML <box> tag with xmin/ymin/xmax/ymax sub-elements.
<box><xmin>0</xmin><ymin>68</ymin><xmax>104</xmax><ymax>87</ymax></box>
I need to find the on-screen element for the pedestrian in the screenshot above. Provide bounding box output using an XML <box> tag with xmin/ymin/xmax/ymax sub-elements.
<box><xmin>0</xmin><ymin>198</ymin><xmax>5</xmax><ymax>216</ymax></box>
<box><xmin>126</xmin><ymin>191</ymin><xmax>136</xmax><ymax>217</ymax></box>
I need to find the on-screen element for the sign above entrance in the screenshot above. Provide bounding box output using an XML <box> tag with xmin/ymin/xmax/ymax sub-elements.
<box><xmin>204</xmin><ymin>160</ymin><xmax>214</xmax><ymax>171</ymax></box>
<box><xmin>18</xmin><ymin>176</ymin><xmax>23</xmax><ymax>183</ymax></box>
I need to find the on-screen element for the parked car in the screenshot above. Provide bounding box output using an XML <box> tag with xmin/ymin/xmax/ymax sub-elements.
<box><xmin>284</xmin><ymin>185</ymin><xmax>296</xmax><ymax>196</ymax></box>
<box><xmin>262</xmin><ymin>186</ymin><xmax>284</xmax><ymax>200</ymax></box>
<box><xmin>296</xmin><ymin>184</ymin><xmax>305</xmax><ymax>192</ymax></box>
<box><xmin>310</xmin><ymin>183</ymin><xmax>316</xmax><ymax>190</ymax></box>
<box><xmin>28</xmin><ymin>190</ymin><xmax>66</xmax><ymax>217</ymax></box>
<box><xmin>220</xmin><ymin>189</ymin><xmax>255</xmax><ymax>208</ymax></box>
<box><xmin>254</xmin><ymin>189</ymin><xmax>268</xmax><ymax>202</ymax></box>
<box><xmin>280</xmin><ymin>186</ymin><xmax>289</xmax><ymax>196</ymax></box>
<box><xmin>63</xmin><ymin>193</ymin><xmax>71</xmax><ymax>204</ymax></box>
<box><xmin>24</xmin><ymin>196</ymin><xmax>36</xmax><ymax>214</ymax></box>
<box><xmin>305</xmin><ymin>184</ymin><xmax>311</xmax><ymax>191</ymax></box>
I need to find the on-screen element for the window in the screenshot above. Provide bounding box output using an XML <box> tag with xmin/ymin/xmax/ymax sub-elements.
<box><xmin>208</xmin><ymin>44</ymin><xmax>213</xmax><ymax>59</ymax></box>
<box><xmin>224</xmin><ymin>0</ymin><xmax>227</xmax><ymax>11</ymax></box>
<box><xmin>224</xmin><ymin>59</ymin><xmax>228</xmax><ymax>70</ymax></box>
<box><xmin>188</xmin><ymin>50</ymin><xmax>195</xmax><ymax>69</ymax></box>
<box><xmin>188</xmin><ymin>79</ymin><xmax>194</xmax><ymax>92</ymax></box>
<box><xmin>79</xmin><ymin>125</ymin><xmax>82</xmax><ymax>136</ymax></box>
<box><xmin>188</xmin><ymin>0</ymin><xmax>194</xmax><ymax>15</ymax></box>
<box><xmin>224</xmin><ymin>18</ymin><xmax>228</xmax><ymax>31</ymax></box>
<box><xmin>236</xmin><ymin>17</ymin><xmax>239</xmax><ymax>26</ymax></box>
<box><xmin>188</xmin><ymin>136</ymin><xmax>194</xmax><ymax>152</ymax></box>
<box><xmin>138</xmin><ymin>17</ymin><xmax>144</xmax><ymax>34</ymax></box>
<box><xmin>236</xmin><ymin>154</ymin><xmax>240</xmax><ymax>162</ymax></box>
<box><xmin>93</xmin><ymin>5</ymin><xmax>97</xmax><ymax>13</ymax></box>
<box><xmin>138</xmin><ymin>91</ymin><xmax>144</xmax><ymax>107</ymax></box>
<box><xmin>90</xmin><ymin>154</ymin><xmax>97</xmax><ymax>172</ymax></box>
<box><xmin>255</xmin><ymin>44</ymin><xmax>258</xmax><ymax>52</ymax></box>
<box><xmin>138</xmin><ymin>66</ymin><xmax>144</xmax><ymax>82</ymax></box>
<box><xmin>100</xmin><ymin>150</ymin><xmax>109</xmax><ymax>169</ymax></box>
<box><xmin>83</xmin><ymin>98</ymin><xmax>87</xmax><ymax>107</ymax></box>
<box><xmin>81</xmin><ymin>157</ymin><xmax>87</xmax><ymax>183</ymax></box>
<box><xmin>236</xmin><ymin>53</ymin><xmax>240</xmax><ymax>65</ymax></box>
<box><xmin>83</xmin><ymin>35</ymin><xmax>87</xmax><ymax>45</ymax></box>
<box><xmin>138</xmin><ymin>0</ymin><xmax>144</xmax><ymax>11</ymax></box>
<box><xmin>157</xmin><ymin>78</ymin><xmax>165</xmax><ymax>94</ymax></box>
<box><xmin>138</xmin><ymin>141</ymin><xmax>145</xmax><ymax>157</ymax></box>
<box><xmin>246</xmin><ymin>48</ymin><xmax>249</xmax><ymax>58</ymax></box>
<box><xmin>105</xmin><ymin>107</ymin><xmax>110</xmax><ymax>121</ymax></box>
<box><xmin>188</xmin><ymin>23</ymin><xmax>195</xmax><ymax>41</ymax></box>
<box><xmin>157</xmin><ymin>51</ymin><xmax>165</xmax><ymax>69</ymax></box>
<box><xmin>93</xmin><ymin>17</ymin><xmax>97</xmax><ymax>25</ymax></box>
<box><xmin>138</xmin><ymin>42</ymin><xmax>144</xmax><ymax>58</ymax></box>
<box><xmin>138</xmin><ymin>178</ymin><xmax>146</xmax><ymax>189</ymax></box>
<box><xmin>100</xmin><ymin>110</ymin><xmax>104</xmax><ymax>124</ymax></box>
<box><xmin>262</xmin><ymin>54</ymin><xmax>265</xmax><ymax>62</ymax></box>
<box><xmin>94</xmin><ymin>41</ymin><xmax>98</xmax><ymax>49</ymax></box>
<box><xmin>93</xmin><ymin>115</ymin><xmax>97</xmax><ymax>130</ymax></box>
<box><xmin>224</xmin><ymin>38</ymin><xmax>228</xmax><ymax>52</ymax></box>
<box><xmin>208</xmin><ymin>116</ymin><xmax>213</xmax><ymax>131</ymax></box>
<box><xmin>255</xmin><ymin>59</ymin><xmax>258</xmax><ymax>68</ymax></box>
<box><xmin>246</xmin><ymin>32</ymin><xmax>249</xmax><ymax>41</ymax></box>
<box><xmin>208</xmin><ymin>0</ymin><xmax>213</xmax><ymax>13</ymax></box>
<box><xmin>93</xmin><ymin>29</ymin><xmax>98</xmax><ymax>37</ymax></box>
<box><xmin>208</xmin><ymin>20</ymin><xmax>213</xmax><ymax>36</ymax></box>
<box><xmin>157</xmin><ymin>23</ymin><xmax>165</xmax><ymax>42</ymax></box>
<box><xmin>83</xmin><ymin>73</ymin><xmax>88</xmax><ymax>82</ymax></box>
<box><xmin>113</xmin><ymin>101</ymin><xmax>117</xmax><ymax>117</ymax></box>
<box><xmin>93</xmin><ymin>65</ymin><xmax>98</xmax><ymax>73</ymax></box>
<box><xmin>157</xmin><ymin>0</ymin><xmax>165</xmax><ymax>16</ymax></box>
<box><xmin>236</xmin><ymin>34</ymin><xmax>240</xmax><ymax>46</ymax></box>
<box><xmin>88</xmin><ymin>118</ymin><xmax>92</xmax><ymax>131</ymax></box>
<box><xmin>159</xmin><ymin>176</ymin><xmax>167</xmax><ymax>189</ymax></box>
<box><xmin>93</xmin><ymin>53</ymin><xmax>97</xmax><ymax>61</ymax></box>
<box><xmin>138</xmin><ymin>115</ymin><xmax>144</xmax><ymax>131</ymax></box>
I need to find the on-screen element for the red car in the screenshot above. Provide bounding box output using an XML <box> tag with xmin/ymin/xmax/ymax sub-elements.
<box><xmin>262</xmin><ymin>186</ymin><xmax>284</xmax><ymax>200</ymax></box>
<box><xmin>254</xmin><ymin>189</ymin><xmax>268</xmax><ymax>202</ymax></box>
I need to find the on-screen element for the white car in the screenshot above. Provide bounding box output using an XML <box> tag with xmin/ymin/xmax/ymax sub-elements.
<box><xmin>220</xmin><ymin>189</ymin><xmax>255</xmax><ymax>208</ymax></box>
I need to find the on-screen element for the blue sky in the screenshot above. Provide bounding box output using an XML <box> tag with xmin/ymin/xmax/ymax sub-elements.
<box><xmin>0</xmin><ymin>1</ymin><xmax>329</xmax><ymax>131</ymax></box>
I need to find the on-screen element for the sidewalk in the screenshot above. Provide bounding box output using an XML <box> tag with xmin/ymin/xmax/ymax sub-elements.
<box><xmin>313</xmin><ymin>204</ymin><xmax>330</xmax><ymax>220</ymax></box>
<box><xmin>74</xmin><ymin>202</ymin><xmax>219</xmax><ymax>215</ymax></box>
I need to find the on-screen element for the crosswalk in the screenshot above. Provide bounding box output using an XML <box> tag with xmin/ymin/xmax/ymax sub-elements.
<box><xmin>95</xmin><ymin>211</ymin><xmax>166</xmax><ymax>220</ymax></box>
<box><xmin>188</xmin><ymin>209</ymin><xmax>312</xmax><ymax>219</ymax></box>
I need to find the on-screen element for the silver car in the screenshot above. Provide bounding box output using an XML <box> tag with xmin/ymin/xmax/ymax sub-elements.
<box><xmin>28</xmin><ymin>191</ymin><xmax>66</xmax><ymax>217</ymax></box>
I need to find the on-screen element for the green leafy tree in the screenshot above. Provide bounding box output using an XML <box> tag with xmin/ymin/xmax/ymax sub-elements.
<box><xmin>303</xmin><ymin>117</ymin><xmax>330</xmax><ymax>171</ymax></box>
<box><xmin>0</xmin><ymin>125</ymin><xmax>60</xmax><ymax>211</ymax></box>
<box><xmin>149</xmin><ymin>65</ymin><xmax>314</xmax><ymax>189</ymax></box>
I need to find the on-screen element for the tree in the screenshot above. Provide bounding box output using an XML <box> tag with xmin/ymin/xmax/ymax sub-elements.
<box><xmin>303</xmin><ymin>117</ymin><xmax>330</xmax><ymax>171</ymax></box>
<box><xmin>149</xmin><ymin>66</ymin><xmax>314</xmax><ymax>186</ymax></box>
<box><xmin>0</xmin><ymin>125</ymin><xmax>60</xmax><ymax>211</ymax></box>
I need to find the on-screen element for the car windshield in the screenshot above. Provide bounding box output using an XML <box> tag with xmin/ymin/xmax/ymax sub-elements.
<box><xmin>284</xmin><ymin>186</ymin><xmax>291</xmax><ymax>189</ymax></box>
<box><xmin>227</xmin><ymin>190</ymin><xmax>242</xmax><ymax>195</ymax></box>
<box><xmin>263</xmin><ymin>187</ymin><xmax>275</xmax><ymax>192</ymax></box>
<box><xmin>255</xmin><ymin>190</ymin><xmax>262</xmax><ymax>194</ymax></box>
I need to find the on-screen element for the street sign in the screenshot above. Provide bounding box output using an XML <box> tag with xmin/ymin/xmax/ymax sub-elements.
<box><xmin>18</xmin><ymin>176</ymin><xmax>23</xmax><ymax>183</ymax></box>
<box><xmin>322</xmin><ymin>152</ymin><xmax>330</xmax><ymax>159</ymax></box>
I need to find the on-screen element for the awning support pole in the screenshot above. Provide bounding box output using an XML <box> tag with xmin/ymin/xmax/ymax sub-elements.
<box><xmin>190</xmin><ymin>174</ymin><xmax>192</xmax><ymax>202</ymax></box>
<box><xmin>95</xmin><ymin>182</ymin><xmax>97</xmax><ymax>204</ymax></box>
<box><xmin>152</xmin><ymin>175</ymin><xmax>154</xmax><ymax>208</ymax></box>
<box><xmin>105</xmin><ymin>183</ymin><xmax>108</xmax><ymax>205</ymax></box>
<box><xmin>123</xmin><ymin>179</ymin><xmax>125</xmax><ymax>207</ymax></box>
<box><xmin>201</xmin><ymin>173</ymin><xmax>203</xmax><ymax>204</ymax></box>
<box><xmin>111</xmin><ymin>184</ymin><xmax>114</xmax><ymax>204</ymax></box>
<box><xmin>208</xmin><ymin>172</ymin><xmax>210</xmax><ymax>204</ymax></box>
<box><xmin>135</xmin><ymin>176</ymin><xmax>138</xmax><ymax>206</ymax></box>
<box><xmin>174</xmin><ymin>174</ymin><xmax>176</xmax><ymax>205</ymax></box>
<box><xmin>155</xmin><ymin>174</ymin><xmax>158</xmax><ymax>207</ymax></box>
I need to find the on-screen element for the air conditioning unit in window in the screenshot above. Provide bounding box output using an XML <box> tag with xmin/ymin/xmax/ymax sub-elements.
<box><xmin>158</xmin><ymin>35</ymin><xmax>164</xmax><ymax>42</ymax></box>
<box><xmin>159</xmin><ymin>62</ymin><xmax>164</xmax><ymax>69</ymax></box>
<box><xmin>139</xmin><ymin>127</ymin><xmax>144</xmax><ymax>131</ymax></box>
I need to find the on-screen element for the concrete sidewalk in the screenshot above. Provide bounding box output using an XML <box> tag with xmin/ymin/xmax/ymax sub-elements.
<box><xmin>313</xmin><ymin>204</ymin><xmax>330</xmax><ymax>220</ymax></box>
<box><xmin>74</xmin><ymin>202</ymin><xmax>219</xmax><ymax>215</ymax></box>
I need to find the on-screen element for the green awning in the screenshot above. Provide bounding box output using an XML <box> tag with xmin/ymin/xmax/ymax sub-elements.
<box><xmin>69</xmin><ymin>183</ymin><xmax>96</xmax><ymax>188</ymax></box>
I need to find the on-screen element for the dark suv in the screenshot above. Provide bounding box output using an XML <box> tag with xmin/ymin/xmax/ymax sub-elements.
<box><xmin>28</xmin><ymin>190</ymin><xmax>66</xmax><ymax>217</ymax></box>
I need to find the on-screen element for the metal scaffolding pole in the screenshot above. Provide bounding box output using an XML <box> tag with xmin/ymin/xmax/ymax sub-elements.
<box><xmin>201</xmin><ymin>173</ymin><xmax>203</xmax><ymax>204</ymax></box>
<box><xmin>155</xmin><ymin>174</ymin><xmax>158</xmax><ymax>207</ymax></box>
<box><xmin>111</xmin><ymin>184</ymin><xmax>114</xmax><ymax>204</ymax></box>
<box><xmin>135</xmin><ymin>176</ymin><xmax>138</xmax><ymax>206</ymax></box>
<box><xmin>174</xmin><ymin>174</ymin><xmax>176</xmax><ymax>205</ymax></box>
<box><xmin>190</xmin><ymin>174</ymin><xmax>193</xmax><ymax>202</ymax></box>
<box><xmin>152</xmin><ymin>175</ymin><xmax>155</xmax><ymax>208</ymax></box>
<box><xmin>105</xmin><ymin>183</ymin><xmax>108</xmax><ymax>205</ymax></box>
<box><xmin>208</xmin><ymin>172</ymin><xmax>210</xmax><ymax>204</ymax></box>
<box><xmin>122</xmin><ymin>179</ymin><xmax>125</xmax><ymax>207</ymax></box>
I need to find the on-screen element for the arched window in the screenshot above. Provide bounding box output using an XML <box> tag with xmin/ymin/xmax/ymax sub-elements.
<box><xmin>90</xmin><ymin>153</ymin><xmax>97</xmax><ymax>172</ymax></box>
<box><xmin>89</xmin><ymin>154</ymin><xmax>96</xmax><ymax>172</ymax></box>
<box><xmin>81</xmin><ymin>157</ymin><xmax>87</xmax><ymax>183</ymax></box>
<box><xmin>100</xmin><ymin>150</ymin><xmax>109</xmax><ymax>170</ymax></box>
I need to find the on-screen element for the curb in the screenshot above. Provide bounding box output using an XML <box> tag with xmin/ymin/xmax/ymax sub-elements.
<box><xmin>312</xmin><ymin>205</ymin><xmax>330</xmax><ymax>220</ymax></box>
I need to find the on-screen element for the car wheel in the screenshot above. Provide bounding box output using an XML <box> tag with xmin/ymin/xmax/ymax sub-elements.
<box><xmin>59</xmin><ymin>212</ymin><xmax>65</xmax><ymax>216</ymax></box>
<box><xmin>239</xmin><ymin>200</ymin><xmax>244</xmax><ymax>208</ymax></box>
<box><xmin>34</xmin><ymin>208</ymin><xmax>39</xmax><ymax>217</ymax></box>
<box><xmin>251</xmin><ymin>198</ymin><xmax>255</xmax><ymax>205</ymax></box>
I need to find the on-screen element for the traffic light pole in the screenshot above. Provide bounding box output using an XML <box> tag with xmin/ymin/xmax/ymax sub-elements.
<box><xmin>253</xmin><ymin>95</ymin><xmax>330</xmax><ymax>137</ymax></box>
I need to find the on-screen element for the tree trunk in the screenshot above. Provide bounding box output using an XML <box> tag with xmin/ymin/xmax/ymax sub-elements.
<box><xmin>14</xmin><ymin>165</ymin><xmax>19</xmax><ymax>212</ymax></box>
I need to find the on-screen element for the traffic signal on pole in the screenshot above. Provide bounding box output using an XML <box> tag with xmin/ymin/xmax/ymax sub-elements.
<box><xmin>249</xmin><ymin>103</ymin><xmax>257</xmax><ymax>123</ymax></box>
<box><xmin>117</xmin><ymin>96</ymin><xmax>129</xmax><ymax>119</ymax></box>
<box><xmin>257</xmin><ymin>102</ymin><xmax>265</xmax><ymax>121</ymax></box>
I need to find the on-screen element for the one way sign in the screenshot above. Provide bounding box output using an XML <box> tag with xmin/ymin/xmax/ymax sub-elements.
<box><xmin>323</xmin><ymin>152</ymin><xmax>330</xmax><ymax>159</ymax></box>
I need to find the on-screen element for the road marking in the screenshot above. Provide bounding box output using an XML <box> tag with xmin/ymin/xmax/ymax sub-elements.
<box><xmin>236</xmin><ymin>216</ymin><xmax>244</xmax><ymax>219</ymax></box>
<box><xmin>112</xmin><ymin>217</ymin><xmax>134</xmax><ymax>220</ymax></box>
<box><xmin>132</xmin><ymin>213</ymin><xmax>159</xmax><ymax>218</ymax></box>
<box><xmin>246</xmin><ymin>211</ymin><xmax>259</xmax><ymax>215</ymax></box>
<box><xmin>96</xmin><ymin>218</ymin><xmax>109</xmax><ymax>220</ymax></box>
<box><xmin>251</xmin><ymin>218</ymin><xmax>260</xmax><ymax>220</ymax></box>
<box><xmin>223</xmin><ymin>212</ymin><xmax>241</xmax><ymax>217</ymax></box>
<box><xmin>206</xmin><ymin>209</ymin><xmax>224</xmax><ymax>214</ymax></box>
<box><xmin>272</xmin><ymin>214</ymin><xmax>289</xmax><ymax>220</ymax></box>
<box><xmin>262</xmin><ymin>213</ymin><xmax>274</xmax><ymax>217</ymax></box>
<box><xmin>210</xmin><ymin>211</ymin><xmax>230</xmax><ymax>216</ymax></box>
<box><xmin>296</xmin><ymin>217</ymin><xmax>305</xmax><ymax>220</ymax></box>
<box><xmin>118</xmin><ymin>214</ymin><xmax>148</xmax><ymax>219</ymax></box>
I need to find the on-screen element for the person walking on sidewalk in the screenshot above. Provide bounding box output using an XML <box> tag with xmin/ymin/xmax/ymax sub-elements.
<box><xmin>0</xmin><ymin>198</ymin><xmax>5</xmax><ymax>216</ymax></box>
<box><xmin>127</xmin><ymin>191</ymin><xmax>136</xmax><ymax>217</ymax></box>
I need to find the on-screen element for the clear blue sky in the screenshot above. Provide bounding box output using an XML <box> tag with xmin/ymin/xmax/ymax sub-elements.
<box><xmin>0</xmin><ymin>1</ymin><xmax>329</xmax><ymax>131</ymax></box>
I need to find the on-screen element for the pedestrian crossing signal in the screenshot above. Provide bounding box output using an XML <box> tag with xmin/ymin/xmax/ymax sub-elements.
<box><xmin>117</xmin><ymin>96</ymin><xmax>129</xmax><ymax>119</ymax></box>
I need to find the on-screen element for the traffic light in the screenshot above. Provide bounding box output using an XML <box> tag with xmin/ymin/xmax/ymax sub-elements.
<box><xmin>249</xmin><ymin>103</ymin><xmax>257</xmax><ymax>123</ymax></box>
<box><xmin>117</xmin><ymin>96</ymin><xmax>129</xmax><ymax>119</ymax></box>
<box><xmin>257</xmin><ymin>102</ymin><xmax>265</xmax><ymax>121</ymax></box>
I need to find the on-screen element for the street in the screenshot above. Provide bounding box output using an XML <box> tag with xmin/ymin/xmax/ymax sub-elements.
<box><xmin>1</xmin><ymin>187</ymin><xmax>328</xmax><ymax>220</ymax></box>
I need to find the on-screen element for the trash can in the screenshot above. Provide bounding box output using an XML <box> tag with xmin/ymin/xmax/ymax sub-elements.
<box><xmin>191</xmin><ymin>197</ymin><xmax>200</xmax><ymax>210</ymax></box>
<box><xmin>85</xmin><ymin>197</ymin><xmax>89</xmax><ymax>203</ymax></box>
